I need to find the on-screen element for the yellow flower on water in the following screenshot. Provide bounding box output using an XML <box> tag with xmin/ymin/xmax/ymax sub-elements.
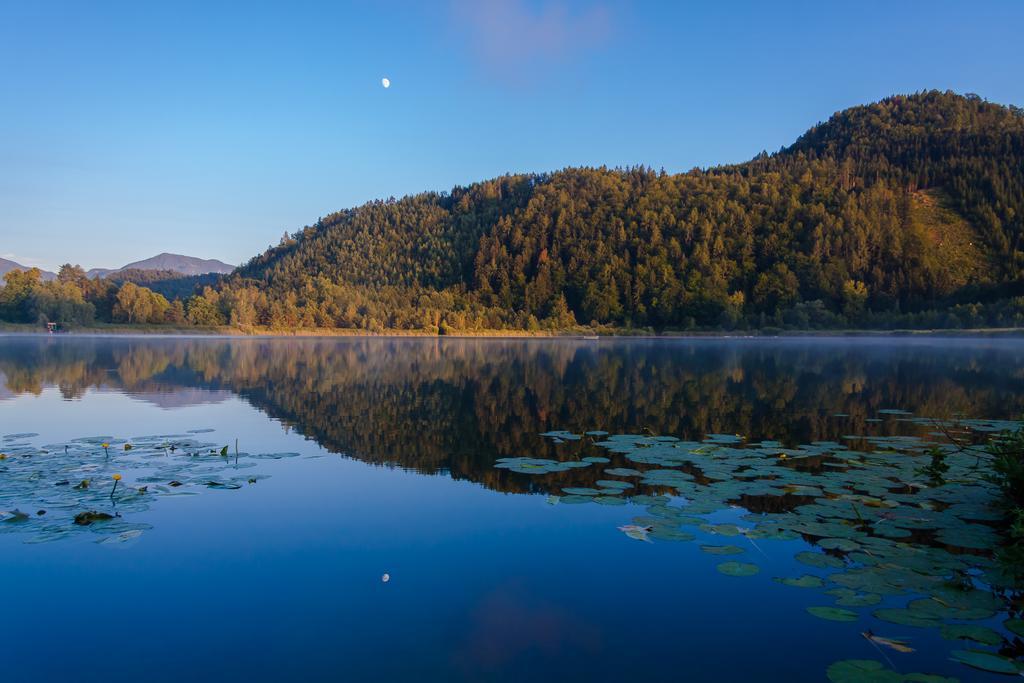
<box><xmin>112</xmin><ymin>474</ymin><xmax>122</xmax><ymax>481</ymax></box>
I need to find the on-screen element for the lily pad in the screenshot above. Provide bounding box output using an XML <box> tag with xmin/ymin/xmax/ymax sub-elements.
<box><xmin>818</xmin><ymin>538</ymin><xmax>860</xmax><ymax>552</ymax></box>
<box><xmin>716</xmin><ymin>561</ymin><xmax>759</xmax><ymax>577</ymax></box>
<box><xmin>940</xmin><ymin>624</ymin><xmax>1003</xmax><ymax>646</ymax></box>
<box><xmin>603</xmin><ymin>468</ymin><xmax>642</xmax><ymax>477</ymax></box>
<box><xmin>700</xmin><ymin>544</ymin><xmax>744</xmax><ymax>555</ymax></box>
<box><xmin>795</xmin><ymin>551</ymin><xmax>845</xmax><ymax>569</ymax></box>
<box><xmin>826</xmin><ymin>588</ymin><xmax>882</xmax><ymax>607</ymax></box>
<box><xmin>775</xmin><ymin>575</ymin><xmax>825</xmax><ymax>589</ymax></box>
<box><xmin>949</xmin><ymin>649</ymin><xmax>1021</xmax><ymax>674</ymax></box>
<box><xmin>872</xmin><ymin>608</ymin><xmax>941</xmax><ymax>629</ymax></box>
<box><xmin>825</xmin><ymin>659</ymin><xmax>902</xmax><ymax>683</ymax></box>
<box><xmin>595</xmin><ymin>480</ymin><xmax>633</xmax><ymax>490</ymax></box>
<box><xmin>561</xmin><ymin>488</ymin><xmax>602</xmax><ymax>496</ymax></box>
<box><xmin>808</xmin><ymin>606</ymin><xmax>858</xmax><ymax>622</ymax></box>
<box><xmin>1004</xmin><ymin>619</ymin><xmax>1024</xmax><ymax>638</ymax></box>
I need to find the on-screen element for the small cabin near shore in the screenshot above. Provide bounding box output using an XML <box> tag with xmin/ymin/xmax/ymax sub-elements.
<box><xmin>46</xmin><ymin>322</ymin><xmax>57</xmax><ymax>334</ymax></box>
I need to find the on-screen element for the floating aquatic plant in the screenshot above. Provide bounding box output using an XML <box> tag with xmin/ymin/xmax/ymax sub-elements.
<box><xmin>949</xmin><ymin>649</ymin><xmax>1022</xmax><ymax>675</ymax></box>
<box><xmin>808</xmin><ymin>606</ymin><xmax>858</xmax><ymax>622</ymax></box>
<box><xmin>716</xmin><ymin>561</ymin><xmax>759</xmax><ymax>577</ymax></box>
<box><xmin>0</xmin><ymin>431</ymin><xmax>311</xmax><ymax>545</ymax></box>
<box><xmin>503</xmin><ymin>419</ymin><xmax>1024</xmax><ymax>678</ymax></box>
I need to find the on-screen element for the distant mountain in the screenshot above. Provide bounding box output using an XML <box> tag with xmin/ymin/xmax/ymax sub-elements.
<box><xmin>0</xmin><ymin>257</ymin><xmax>56</xmax><ymax>281</ymax></box>
<box><xmin>86</xmin><ymin>253</ymin><xmax>234</xmax><ymax>279</ymax></box>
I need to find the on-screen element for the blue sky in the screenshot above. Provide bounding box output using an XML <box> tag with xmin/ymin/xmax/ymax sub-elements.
<box><xmin>2</xmin><ymin>0</ymin><xmax>1023</xmax><ymax>272</ymax></box>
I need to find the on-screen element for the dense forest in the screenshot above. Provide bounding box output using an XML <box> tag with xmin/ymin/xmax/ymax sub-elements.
<box><xmin>3</xmin><ymin>91</ymin><xmax>1023</xmax><ymax>332</ymax></box>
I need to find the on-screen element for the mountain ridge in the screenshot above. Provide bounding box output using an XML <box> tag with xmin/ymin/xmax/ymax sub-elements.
<box><xmin>0</xmin><ymin>257</ymin><xmax>56</xmax><ymax>281</ymax></box>
<box><xmin>0</xmin><ymin>258</ymin><xmax>56</xmax><ymax>282</ymax></box>
<box><xmin>2</xmin><ymin>253</ymin><xmax>233</xmax><ymax>282</ymax></box>
<box><xmin>86</xmin><ymin>253</ymin><xmax>234</xmax><ymax>279</ymax></box>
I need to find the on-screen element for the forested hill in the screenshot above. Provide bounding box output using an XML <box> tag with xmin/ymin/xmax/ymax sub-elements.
<box><xmin>211</xmin><ymin>91</ymin><xmax>1024</xmax><ymax>332</ymax></box>
<box><xmin>9</xmin><ymin>91</ymin><xmax>1021</xmax><ymax>332</ymax></box>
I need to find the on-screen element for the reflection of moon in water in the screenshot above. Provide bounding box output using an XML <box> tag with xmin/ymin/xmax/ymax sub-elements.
<box><xmin>381</xmin><ymin>77</ymin><xmax>391</xmax><ymax>89</ymax></box>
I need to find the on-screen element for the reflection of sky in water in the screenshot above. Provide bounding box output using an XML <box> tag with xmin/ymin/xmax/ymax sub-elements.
<box><xmin>1</xmin><ymin>337</ymin><xmax>1022</xmax><ymax>681</ymax></box>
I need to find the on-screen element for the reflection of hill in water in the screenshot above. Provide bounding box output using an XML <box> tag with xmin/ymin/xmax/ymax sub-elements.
<box><xmin>119</xmin><ymin>388</ymin><xmax>233</xmax><ymax>409</ymax></box>
<box><xmin>1</xmin><ymin>336</ymin><xmax>1023</xmax><ymax>493</ymax></box>
<box><xmin>0</xmin><ymin>371</ymin><xmax>12</xmax><ymax>402</ymax></box>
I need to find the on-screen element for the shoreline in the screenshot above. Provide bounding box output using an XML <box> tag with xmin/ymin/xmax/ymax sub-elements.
<box><xmin>2</xmin><ymin>322</ymin><xmax>1024</xmax><ymax>340</ymax></box>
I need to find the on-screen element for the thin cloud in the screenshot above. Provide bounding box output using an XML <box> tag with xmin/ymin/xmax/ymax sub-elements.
<box><xmin>451</xmin><ymin>0</ymin><xmax>612</xmax><ymax>82</ymax></box>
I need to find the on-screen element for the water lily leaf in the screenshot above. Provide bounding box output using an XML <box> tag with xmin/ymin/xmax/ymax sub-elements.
<box><xmin>774</xmin><ymin>575</ymin><xmax>825</xmax><ymax>589</ymax></box>
<box><xmin>825</xmin><ymin>659</ymin><xmax>902</xmax><ymax>683</ymax></box>
<box><xmin>818</xmin><ymin>538</ymin><xmax>860</xmax><ymax>552</ymax></box>
<box><xmin>561</xmin><ymin>487</ymin><xmax>602</xmax><ymax>496</ymax></box>
<box><xmin>648</xmin><ymin>527</ymin><xmax>695</xmax><ymax>542</ymax></box>
<box><xmin>795</xmin><ymin>551</ymin><xmax>845</xmax><ymax>569</ymax></box>
<box><xmin>704</xmin><ymin>433</ymin><xmax>744</xmax><ymax>444</ymax></box>
<box><xmin>717</xmin><ymin>561</ymin><xmax>759</xmax><ymax>577</ymax></box>
<box><xmin>940</xmin><ymin>624</ymin><xmax>1003</xmax><ymax>646</ymax></box>
<box><xmin>97</xmin><ymin>529</ymin><xmax>144</xmax><ymax>545</ymax></box>
<box><xmin>936</xmin><ymin>524</ymin><xmax>998</xmax><ymax>550</ymax></box>
<box><xmin>595</xmin><ymin>480</ymin><xmax>633</xmax><ymax>490</ymax></box>
<box><xmin>873</xmin><ymin>524</ymin><xmax>912</xmax><ymax>539</ymax></box>
<box><xmin>603</xmin><ymin>467</ymin><xmax>642</xmax><ymax>477</ymax></box>
<box><xmin>949</xmin><ymin>649</ymin><xmax>1021</xmax><ymax>674</ymax></box>
<box><xmin>808</xmin><ymin>606</ymin><xmax>858</xmax><ymax>622</ymax></box>
<box><xmin>911</xmin><ymin>592</ymin><xmax>998</xmax><ymax>620</ymax></box>
<box><xmin>1004</xmin><ymin>618</ymin><xmax>1024</xmax><ymax>638</ymax></box>
<box><xmin>827</xmin><ymin>588</ymin><xmax>882</xmax><ymax>607</ymax></box>
<box><xmin>559</xmin><ymin>495</ymin><xmax>593</xmax><ymax>505</ymax></box>
<box><xmin>700</xmin><ymin>544</ymin><xmax>744</xmax><ymax>555</ymax></box>
<box><xmin>594</xmin><ymin>495</ymin><xmax>627</xmax><ymax>506</ymax></box>
<box><xmin>1</xmin><ymin>509</ymin><xmax>30</xmax><ymax>523</ymax></box>
<box><xmin>872</xmin><ymin>608</ymin><xmax>941</xmax><ymax>629</ymax></box>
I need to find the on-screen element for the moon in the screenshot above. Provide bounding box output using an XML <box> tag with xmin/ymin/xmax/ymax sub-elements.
<box><xmin>381</xmin><ymin>77</ymin><xmax>391</xmax><ymax>89</ymax></box>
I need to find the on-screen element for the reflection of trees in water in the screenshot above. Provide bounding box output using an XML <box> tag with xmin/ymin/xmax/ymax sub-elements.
<box><xmin>1</xmin><ymin>338</ymin><xmax>1023</xmax><ymax>493</ymax></box>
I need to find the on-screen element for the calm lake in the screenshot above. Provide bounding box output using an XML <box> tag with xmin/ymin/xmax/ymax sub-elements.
<box><xmin>2</xmin><ymin>335</ymin><xmax>1023</xmax><ymax>682</ymax></box>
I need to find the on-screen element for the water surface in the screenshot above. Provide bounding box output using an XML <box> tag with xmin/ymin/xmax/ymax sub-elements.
<box><xmin>2</xmin><ymin>335</ymin><xmax>1023</xmax><ymax>682</ymax></box>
